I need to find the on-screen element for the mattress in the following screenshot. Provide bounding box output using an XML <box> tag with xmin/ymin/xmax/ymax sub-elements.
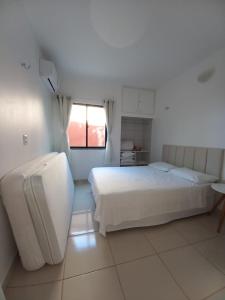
<box><xmin>1</xmin><ymin>152</ymin><xmax>74</xmax><ymax>271</ymax></box>
<box><xmin>1</xmin><ymin>153</ymin><xmax>57</xmax><ymax>270</ymax></box>
<box><xmin>24</xmin><ymin>153</ymin><xmax>74</xmax><ymax>265</ymax></box>
<box><xmin>88</xmin><ymin>166</ymin><xmax>213</xmax><ymax>235</ymax></box>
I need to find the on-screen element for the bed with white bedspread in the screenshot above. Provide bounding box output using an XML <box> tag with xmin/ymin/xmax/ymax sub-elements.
<box><xmin>89</xmin><ymin>145</ymin><xmax>224</xmax><ymax>235</ymax></box>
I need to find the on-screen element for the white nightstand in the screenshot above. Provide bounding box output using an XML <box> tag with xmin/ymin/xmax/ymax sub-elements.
<box><xmin>210</xmin><ymin>183</ymin><xmax>225</xmax><ymax>233</ymax></box>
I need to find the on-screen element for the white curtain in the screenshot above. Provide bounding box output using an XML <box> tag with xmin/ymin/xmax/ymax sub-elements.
<box><xmin>104</xmin><ymin>99</ymin><xmax>114</xmax><ymax>164</ymax></box>
<box><xmin>56</xmin><ymin>94</ymin><xmax>72</xmax><ymax>163</ymax></box>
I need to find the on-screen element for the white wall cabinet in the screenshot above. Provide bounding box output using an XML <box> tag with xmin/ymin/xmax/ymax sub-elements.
<box><xmin>138</xmin><ymin>89</ymin><xmax>155</xmax><ymax>115</ymax></box>
<box><xmin>122</xmin><ymin>87</ymin><xmax>139</xmax><ymax>114</ymax></box>
<box><xmin>122</xmin><ymin>87</ymin><xmax>155</xmax><ymax>117</ymax></box>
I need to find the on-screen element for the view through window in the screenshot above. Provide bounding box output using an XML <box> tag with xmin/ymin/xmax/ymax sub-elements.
<box><xmin>67</xmin><ymin>104</ymin><xmax>106</xmax><ymax>148</ymax></box>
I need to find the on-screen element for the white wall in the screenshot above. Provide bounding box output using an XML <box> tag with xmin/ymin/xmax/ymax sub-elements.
<box><xmin>59</xmin><ymin>75</ymin><xmax>122</xmax><ymax>179</ymax></box>
<box><xmin>0</xmin><ymin>0</ymin><xmax>53</xmax><ymax>283</ymax></box>
<box><xmin>151</xmin><ymin>48</ymin><xmax>225</xmax><ymax>161</ymax></box>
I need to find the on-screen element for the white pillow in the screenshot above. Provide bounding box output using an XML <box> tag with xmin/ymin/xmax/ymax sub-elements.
<box><xmin>170</xmin><ymin>168</ymin><xmax>218</xmax><ymax>184</ymax></box>
<box><xmin>149</xmin><ymin>162</ymin><xmax>175</xmax><ymax>172</ymax></box>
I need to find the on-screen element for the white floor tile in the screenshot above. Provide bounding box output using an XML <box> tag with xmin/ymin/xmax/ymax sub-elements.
<box><xmin>108</xmin><ymin>229</ymin><xmax>155</xmax><ymax>264</ymax></box>
<box><xmin>62</xmin><ymin>267</ymin><xmax>124</xmax><ymax>300</ymax></box>
<box><xmin>70</xmin><ymin>212</ymin><xmax>98</xmax><ymax>236</ymax></box>
<box><xmin>64</xmin><ymin>233</ymin><xmax>114</xmax><ymax>278</ymax></box>
<box><xmin>7</xmin><ymin>258</ymin><xmax>64</xmax><ymax>287</ymax></box>
<box><xmin>5</xmin><ymin>281</ymin><xmax>62</xmax><ymax>300</ymax></box>
<box><xmin>195</xmin><ymin>236</ymin><xmax>225</xmax><ymax>274</ymax></box>
<box><xmin>173</xmin><ymin>217</ymin><xmax>217</xmax><ymax>243</ymax></box>
<box><xmin>160</xmin><ymin>246</ymin><xmax>225</xmax><ymax>300</ymax></box>
<box><xmin>117</xmin><ymin>255</ymin><xmax>187</xmax><ymax>300</ymax></box>
<box><xmin>197</xmin><ymin>213</ymin><xmax>225</xmax><ymax>235</ymax></box>
<box><xmin>144</xmin><ymin>224</ymin><xmax>188</xmax><ymax>252</ymax></box>
<box><xmin>7</xmin><ymin>214</ymin><xmax>225</xmax><ymax>300</ymax></box>
<box><xmin>205</xmin><ymin>288</ymin><xmax>225</xmax><ymax>300</ymax></box>
<box><xmin>73</xmin><ymin>181</ymin><xmax>94</xmax><ymax>213</ymax></box>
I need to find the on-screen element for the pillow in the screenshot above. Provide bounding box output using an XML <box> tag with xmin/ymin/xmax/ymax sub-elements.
<box><xmin>149</xmin><ymin>162</ymin><xmax>175</xmax><ymax>172</ymax></box>
<box><xmin>170</xmin><ymin>168</ymin><xmax>218</xmax><ymax>184</ymax></box>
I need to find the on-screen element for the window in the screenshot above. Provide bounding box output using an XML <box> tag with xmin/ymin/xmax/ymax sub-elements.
<box><xmin>68</xmin><ymin>104</ymin><xmax>106</xmax><ymax>148</ymax></box>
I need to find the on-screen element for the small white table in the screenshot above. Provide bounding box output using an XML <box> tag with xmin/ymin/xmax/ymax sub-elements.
<box><xmin>210</xmin><ymin>183</ymin><xmax>225</xmax><ymax>233</ymax></box>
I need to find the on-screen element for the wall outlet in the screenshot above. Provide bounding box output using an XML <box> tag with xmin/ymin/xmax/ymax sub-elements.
<box><xmin>22</xmin><ymin>134</ymin><xmax>28</xmax><ymax>145</ymax></box>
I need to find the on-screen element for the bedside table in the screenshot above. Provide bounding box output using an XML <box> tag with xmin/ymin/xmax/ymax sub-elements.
<box><xmin>210</xmin><ymin>183</ymin><xmax>225</xmax><ymax>233</ymax></box>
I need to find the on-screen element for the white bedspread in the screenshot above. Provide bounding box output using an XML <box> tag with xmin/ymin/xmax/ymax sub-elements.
<box><xmin>88</xmin><ymin>166</ymin><xmax>212</xmax><ymax>235</ymax></box>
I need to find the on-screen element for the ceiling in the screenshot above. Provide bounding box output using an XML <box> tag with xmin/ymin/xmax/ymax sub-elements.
<box><xmin>20</xmin><ymin>0</ymin><xmax>225</xmax><ymax>88</ymax></box>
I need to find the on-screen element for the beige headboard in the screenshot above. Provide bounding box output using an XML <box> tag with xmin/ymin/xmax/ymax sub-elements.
<box><xmin>162</xmin><ymin>145</ymin><xmax>225</xmax><ymax>179</ymax></box>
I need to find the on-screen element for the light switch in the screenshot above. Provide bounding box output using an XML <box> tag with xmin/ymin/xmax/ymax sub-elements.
<box><xmin>22</xmin><ymin>134</ymin><xmax>28</xmax><ymax>145</ymax></box>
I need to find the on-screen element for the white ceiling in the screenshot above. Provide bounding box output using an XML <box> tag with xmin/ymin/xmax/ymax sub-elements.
<box><xmin>20</xmin><ymin>0</ymin><xmax>225</xmax><ymax>88</ymax></box>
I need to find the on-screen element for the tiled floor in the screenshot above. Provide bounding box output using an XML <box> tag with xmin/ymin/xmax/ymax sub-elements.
<box><xmin>5</xmin><ymin>182</ymin><xmax>225</xmax><ymax>300</ymax></box>
<box><xmin>69</xmin><ymin>212</ymin><xmax>98</xmax><ymax>236</ymax></box>
<box><xmin>73</xmin><ymin>180</ymin><xmax>94</xmax><ymax>213</ymax></box>
<box><xmin>5</xmin><ymin>212</ymin><xmax>225</xmax><ymax>300</ymax></box>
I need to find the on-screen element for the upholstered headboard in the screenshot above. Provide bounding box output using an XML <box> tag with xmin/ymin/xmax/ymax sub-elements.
<box><xmin>162</xmin><ymin>145</ymin><xmax>225</xmax><ymax>179</ymax></box>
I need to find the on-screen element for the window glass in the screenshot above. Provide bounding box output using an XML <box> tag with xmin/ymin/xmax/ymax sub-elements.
<box><xmin>67</xmin><ymin>105</ymin><xmax>86</xmax><ymax>147</ymax></box>
<box><xmin>87</xmin><ymin>106</ymin><xmax>106</xmax><ymax>147</ymax></box>
<box><xmin>67</xmin><ymin>104</ymin><xmax>106</xmax><ymax>148</ymax></box>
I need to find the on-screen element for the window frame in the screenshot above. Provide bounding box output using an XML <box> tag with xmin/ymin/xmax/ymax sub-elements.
<box><xmin>69</xmin><ymin>103</ymin><xmax>107</xmax><ymax>150</ymax></box>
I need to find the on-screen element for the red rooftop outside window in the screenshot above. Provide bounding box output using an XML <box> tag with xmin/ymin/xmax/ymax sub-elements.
<box><xmin>67</xmin><ymin>104</ymin><xmax>106</xmax><ymax>148</ymax></box>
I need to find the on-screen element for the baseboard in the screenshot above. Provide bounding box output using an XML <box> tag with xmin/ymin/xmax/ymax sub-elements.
<box><xmin>74</xmin><ymin>179</ymin><xmax>88</xmax><ymax>184</ymax></box>
<box><xmin>2</xmin><ymin>254</ymin><xmax>17</xmax><ymax>292</ymax></box>
<box><xmin>0</xmin><ymin>287</ymin><xmax>6</xmax><ymax>300</ymax></box>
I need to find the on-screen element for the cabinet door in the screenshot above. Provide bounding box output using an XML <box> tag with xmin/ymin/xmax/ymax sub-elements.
<box><xmin>122</xmin><ymin>87</ymin><xmax>138</xmax><ymax>114</ymax></box>
<box><xmin>138</xmin><ymin>89</ymin><xmax>155</xmax><ymax>115</ymax></box>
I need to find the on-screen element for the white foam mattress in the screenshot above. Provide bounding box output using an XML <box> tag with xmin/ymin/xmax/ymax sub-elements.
<box><xmin>1</xmin><ymin>152</ymin><xmax>74</xmax><ymax>270</ymax></box>
<box><xmin>88</xmin><ymin>166</ymin><xmax>213</xmax><ymax>235</ymax></box>
<box><xmin>24</xmin><ymin>153</ymin><xmax>74</xmax><ymax>265</ymax></box>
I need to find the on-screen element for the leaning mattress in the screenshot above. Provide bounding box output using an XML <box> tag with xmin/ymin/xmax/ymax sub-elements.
<box><xmin>24</xmin><ymin>153</ymin><xmax>74</xmax><ymax>265</ymax></box>
<box><xmin>1</xmin><ymin>152</ymin><xmax>57</xmax><ymax>270</ymax></box>
<box><xmin>1</xmin><ymin>152</ymin><xmax>74</xmax><ymax>271</ymax></box>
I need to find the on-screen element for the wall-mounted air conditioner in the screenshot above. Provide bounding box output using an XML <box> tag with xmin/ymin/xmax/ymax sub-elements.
<box><xmin>39</xmin><ymin>59</ymin><xmax>58</xmax><ymax>93</ymax></box>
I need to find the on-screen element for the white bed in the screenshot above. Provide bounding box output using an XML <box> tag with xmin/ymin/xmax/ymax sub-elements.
<box><xmin>89</xmin><ymin>145</ymin><xmax>224</xmax><ymax>235</ymax></box>
<box><xmin>89</xmin><ymin>166</ymin><xmax>213</xmax><ymax>235</ymax></box>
